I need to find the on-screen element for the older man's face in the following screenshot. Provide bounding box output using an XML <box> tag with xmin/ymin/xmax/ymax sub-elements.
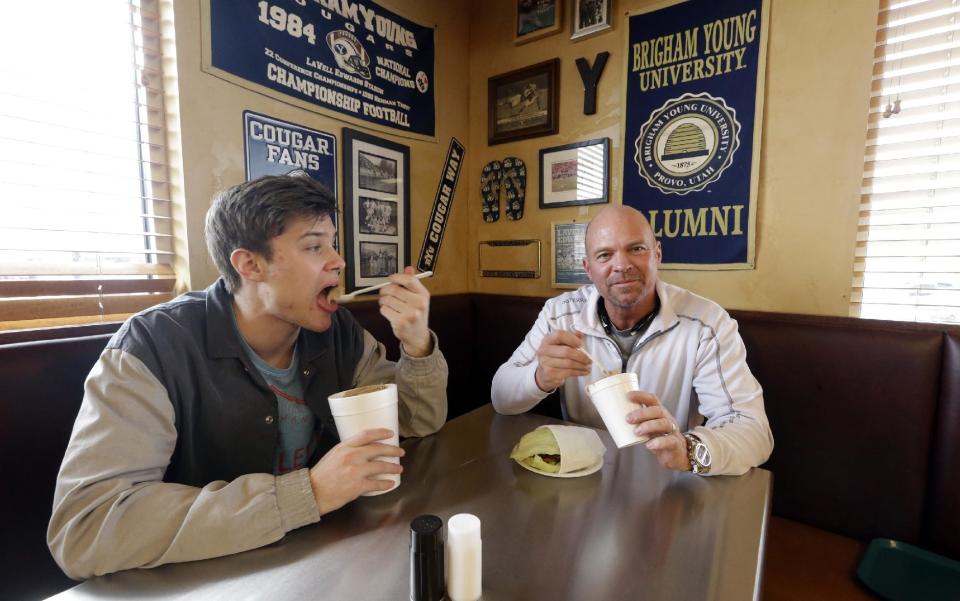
<box><xmin>583</xmin><ymin>211</ymin><xmax>662</xmax><ymax>312</ymax></box>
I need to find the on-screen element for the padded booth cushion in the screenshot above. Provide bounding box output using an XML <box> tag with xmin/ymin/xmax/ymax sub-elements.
<box><xmin>0</xmin><ymin>335</ymin><xmax>112</xmax><ymax>600</ymax></box>
<box><xmin>731</xmin><ymin>312</ymin><xmax>942</xmax><ymax>544</ymax></box>
<box><xmin>924</xmin><ymin>331</ymin><xmax>960</xmax><ymax>560</ymax></box>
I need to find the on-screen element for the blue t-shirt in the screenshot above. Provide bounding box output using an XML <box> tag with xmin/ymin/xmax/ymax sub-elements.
<box><xmin>233</xmin><ymin>313</ymin><xmax>317</xmax><ymax>475</ymax></box>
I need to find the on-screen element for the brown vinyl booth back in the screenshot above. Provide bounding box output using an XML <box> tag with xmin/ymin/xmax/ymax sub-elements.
<box><xmin>0</xmin><ymin>335</ymin><xmax>113</xmax><ymax>600</ymax></box>
<box><xmin>926</xmin><ymin>330</ymin><xmax>960</xmax><ymax>559</ymax></box>
<box><xmin>731</xmin><ymin>312</ymin><xmax>943</xmax><ymax>544</ymax></box>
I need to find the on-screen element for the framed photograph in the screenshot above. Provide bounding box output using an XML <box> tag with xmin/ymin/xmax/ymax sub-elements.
<box><xmin>551</xmin><ymin>220</ymin><xmax>592</xmax><ymax>288</ymax></box>
<box><xmin>342</xmin><ymin>128</ymin><xmax>410</xmax><ymax>295</ymax></box>
<box><xmin>516</xmin><ymin>0</ymin><xmax>563</xmax><ymax>44</ymax></box>
<box><xmin>539</xmin><ymin>137</ymin><xmax>609</xmax><ymax>209</ymax></box>
<box><xmin>571</xmin><ymin>0</ymin><xmax>613</xmax><ymax>40</ymax></box>
<box><xmin>488</xmin><ymin>59</ymin><xmax>560</xmax><ymax>146</ymax></box>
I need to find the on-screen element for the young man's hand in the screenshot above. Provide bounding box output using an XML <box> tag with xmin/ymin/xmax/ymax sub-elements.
<box><xmin>378</xmin><ymin>266</ymin><xmax>432</xmax><ymax>357</ymax></box>
<box><xmin>308</xmin><ymin>428</ymin><xmax>404</xmax><ymax>515</ymax></box>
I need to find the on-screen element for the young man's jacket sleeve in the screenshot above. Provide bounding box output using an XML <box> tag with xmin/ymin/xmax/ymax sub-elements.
<box><xmin>47</xmin><ymin>349</ymin><xmax>319</xmax><ymax>580</ymax></box>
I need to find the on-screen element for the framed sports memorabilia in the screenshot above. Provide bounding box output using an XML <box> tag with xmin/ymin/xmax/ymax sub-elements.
<box><xmin>572</xmin><ymin>0</ymin><xmax>612</xmax><ymax>40</ymax></box>
<box><xmin>488</xmin><ymin>59</ymin><xmax>560</xmax><ymax>145</ymax></box>
<box><xmin>551</xmin><ymin>220</ymin><xmax>591</xmax><ymax>288</ymax></box>
<box><xmin>539</xmin><ymin>138</ymin><xmax>609</xmax><ymax>209</ymax></box>
<box><xmin>342</xmin><ymin>128</ymin><xmax>410</xmax><ymax>295</ymax></box>
<box><xmin>516</xmin><ymin>0</ymin><xmax>563</xmax><ymax>44</ymax></box>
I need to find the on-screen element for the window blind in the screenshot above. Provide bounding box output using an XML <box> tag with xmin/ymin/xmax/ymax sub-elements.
<box><xmin>0</xmin><ymin>0</ymin><xmax>176</xmax><ymax>331</ymax></box>
<box><xmin>853</xmin><ymin>0</ymin><xmax>960</xmax><ymax>323</ymax></box>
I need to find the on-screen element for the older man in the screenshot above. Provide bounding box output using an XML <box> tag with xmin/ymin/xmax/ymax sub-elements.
<box><xmin>491</xmin><ymin>205</ymin><xmax>771</xmax><ymax>475</ymax></box>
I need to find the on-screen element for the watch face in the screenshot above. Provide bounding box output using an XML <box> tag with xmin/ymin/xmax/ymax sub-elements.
<box><xmin>694</xmin><ymin>443</ymin><xmax>711</xmax><ymax>467</ymax></box>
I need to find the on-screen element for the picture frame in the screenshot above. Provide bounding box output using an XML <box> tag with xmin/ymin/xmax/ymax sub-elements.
<box><xmin>488</xmin><ymin>59</ymin><xmax>560</xmax><ymax>146</ymax></box>
<box><xmin>539</xmin><ymin>137</ymin><xmax>609</xmax><ymax>209</ymax></box>
<box><xmin>571</xmin><ymin>0</ymin><xmax>613</xmax><ymax>40</ymax></box>
<box><xmin>515</xmin><ymin>0</ymin><xmax>563</xmax><ymax>44</ymax></box>
<box><xmin>551</xmin><ymin>220</ymin><xmax>592</xmax><ymax>288</ymax></box>
<box><xmin>342</xmin><ymin>128</ymin><xmax>410</xmax><ymax>295</ymax></box>
<box><xmin>478</xmin><ymin>239</ymin><xmax>542</xmax><ymax>278</ymax></box>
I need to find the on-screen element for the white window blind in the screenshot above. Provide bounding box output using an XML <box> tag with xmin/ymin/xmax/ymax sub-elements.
<box><xmin>853</xmin><ymin>0</ymin><xmax>960</xmax><ymax>323</ymax></box>
<box><xmin>0</xmin><ymin>0</ymin><xmax>176</xmax><ymax>332</ymax></box>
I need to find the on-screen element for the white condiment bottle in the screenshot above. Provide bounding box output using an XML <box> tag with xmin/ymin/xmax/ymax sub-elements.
<box><xmin>446</xmin><ymin>513</ymin><xmax>482</xmax><ymax>601</ymax></box>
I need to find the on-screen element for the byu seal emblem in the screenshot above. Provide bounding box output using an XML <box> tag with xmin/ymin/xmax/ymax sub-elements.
<box><xmin>634</xmin><ymin>93</ymin><xmax>740</xmax><ymax>195</ymax></box>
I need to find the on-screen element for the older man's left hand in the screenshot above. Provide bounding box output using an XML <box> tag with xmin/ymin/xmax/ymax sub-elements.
<box><xmin>378</xmin><ymin>266</ymin><xmax>432</xmax><ymax>357</ymax></box>
<box><xmin>625</xmin><ymin>391</ymin><xmax>691</xmax><ymax>471</ymax></box>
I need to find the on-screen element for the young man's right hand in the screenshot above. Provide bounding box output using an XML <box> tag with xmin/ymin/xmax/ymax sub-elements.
<box><xmin>534</xmin><ymin>329</ymin><xmax>591</xmax><ymax>392</ymax></box>
<box><xmin>308</xmin><ymin>428</ymin><xmax>404</xmax><ymax>515</ymax></box>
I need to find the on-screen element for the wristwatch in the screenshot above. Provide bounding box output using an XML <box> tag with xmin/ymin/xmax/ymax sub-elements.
<box><xmin>683</xmin><ymin>433</ymin><xmax>712</xmax><ymax>475</ymax></box>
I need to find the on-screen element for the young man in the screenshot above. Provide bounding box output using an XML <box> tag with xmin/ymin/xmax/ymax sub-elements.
<box><xmin>491</xmin><ymin>205</ymin><xmax>771</xmax><ymax>476</ymax></box>
<box><xmin>48</xmin><ymin>175</ymin><xmax>447</xmax><ymax>579</ymax></box>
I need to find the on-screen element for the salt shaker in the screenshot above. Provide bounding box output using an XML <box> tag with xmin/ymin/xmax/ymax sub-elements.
<box><xmin>446</xmin><ymin>513</ymin><xmax>482</xmax><ymax>601</ymax></box>
<box><xmin>410</xmin><ymin>515</ymin><xmax>445</xmax><ymax>601</ymax></box>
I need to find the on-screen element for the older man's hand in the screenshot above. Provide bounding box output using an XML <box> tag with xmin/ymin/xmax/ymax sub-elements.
<box><xmin>626</xmin><ymin>391</ymin><xmax>692</xmax><ymax>471</ymax></box>
<box><xmin>534</xmin><ymin>330</ymin><xmax>591</xmax><ymax>392</ymax></box>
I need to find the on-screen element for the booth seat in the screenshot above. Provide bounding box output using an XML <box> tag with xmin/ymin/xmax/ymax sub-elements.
<box><xmin>2</xmin><ymin>293</ymin><xmax>958</xmax><ymax>600</ymax></box>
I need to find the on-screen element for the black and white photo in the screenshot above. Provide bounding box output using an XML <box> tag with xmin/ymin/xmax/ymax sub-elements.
<box><xmin>572</xmin><ymin>0</ymin><xmax>612</xmax><ymax>39</ymax></box>
<box><xmin>359</xmin><ymin>241</ymin><xmax>398</xmax><ymax>278</ymax></box>
<box><xmin>357</xmin><ymin>151</ymin><xmax>398</xmax><ymax>194</ymax></box>
<box><xmin>359</xmin><ymin>197</ymin><xmax>399</xmax><ymax>236</ymax></box>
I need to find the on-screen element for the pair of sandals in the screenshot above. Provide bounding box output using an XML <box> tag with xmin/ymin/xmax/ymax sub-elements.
<box><xmin>481</xmin><ymin>157</ymin><xmax>527</xmax><ymax>222</ymax></box>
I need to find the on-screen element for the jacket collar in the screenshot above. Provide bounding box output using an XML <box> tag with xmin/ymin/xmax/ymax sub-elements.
<box><xmin>204</xmin><ymin>278</ymin><xmax>329</xmax><ymax>364</ymax></box>
<box><xmin>574</xmin><ymin>281</ymin><xmax>679</xmax><ymax>343</ymax></box>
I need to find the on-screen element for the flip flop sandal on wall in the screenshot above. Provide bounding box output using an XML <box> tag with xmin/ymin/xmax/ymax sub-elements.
<box><xmin>502</xmin><ymin>157</ymin><xmax>526</xmax><ymax>220</ymax></box>
<box><xmin>480</xmin><ymin>160</ymin><xmax>502</xmax><ymax>223</ymax></box>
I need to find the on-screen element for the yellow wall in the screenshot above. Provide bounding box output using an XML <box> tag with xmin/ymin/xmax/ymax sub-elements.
<box><xmin>466</xmin><ymin>0</ymin><xmax>879</xmax><ymax>315</ymax></box>
<box><xmin>168</xmin><ymin>0</ymin><xmax>471</xmax><ymax>297</ymax></box>
<box><xmin>168</xmin><ymin>0</ymin><xmax>878</xmax><ymax>316</ymax></box>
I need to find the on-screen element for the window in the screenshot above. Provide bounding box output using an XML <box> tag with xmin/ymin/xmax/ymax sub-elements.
<box><xmin>853</xmin><ymin>0</ymin><xmax>960</xmax><ymax>323</ymax></box>
<box><xmin>0</xmin><ymin>0</ymin><xmax>177</xmax><ymax>332</ymax></box>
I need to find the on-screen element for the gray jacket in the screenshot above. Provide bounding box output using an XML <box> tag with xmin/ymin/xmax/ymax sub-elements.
<box><xmin>48</xmin><ymin>279</ymin><xmax>448</xmax><ymax>579</ymax></box>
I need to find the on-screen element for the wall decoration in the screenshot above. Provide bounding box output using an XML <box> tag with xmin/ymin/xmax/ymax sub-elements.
<box><xmin>539</xmin><ymin>138</ymin><xmax>608</xmax><ymax>209</ymax></box>
<box><xmin>243</xmin><ymin>111</ymin><xmax>336</xmax><ymax>190</ymax></box>
<box><xmin>575</xmin><ymin>52</ymin><xmax>610</xmax><ymax>115</ymax></box>
<box><xmin>623</xmin><ymin>0</ymin><xmax>768</xmax><ymax>269</ymax></box>
<box><xmin>202</xmin><ymin>0</ymin><xmax>436</xmax><ymax>139</ymax></box>
<box><xmin>480</xmin><ymin>160</ymin><xmax>502</xmax><ymax>223</ymax></box>
<box><xmin>572</xmin><ymin>0</ymin><xmax>613</xmax><ymax>40</ymax></box>
<box><xmin>343</xmin><ymin>128</ymin><xmax>410</xmax><ymax>294</ymax></box>
<box><xmin>488</xmin><ymin>59</ymin><xmax>560</xmax><ymax>145</ymax></box>
<box><xmin>552</xmin><ymin>221</ymin><xmax>591</xmax><ymax>288</ymax></box>
<box><xmin>417</xmin><ymin>138</ymin><xmax>465</xmax><ymax>273</ymax></box>
<box><xmin>479</xmin><ymin>240</ymin><xmax>541</xmax><ymax>278</ymax></box>
<box><xmin>515</xmin><ymin>0</ymin><xmax>563</xmax><ymax>45</ymax></box>
<box><xmin>502</xmin><ymin>157</ymin><xmax>527</xmax><ymax>220</ymax></box>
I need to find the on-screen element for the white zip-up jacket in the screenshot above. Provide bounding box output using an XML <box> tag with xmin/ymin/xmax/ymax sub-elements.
<box><xmin>491</xmin><ymin>281</ymin><xmax>773</xmax><ymax>476</ymax></box>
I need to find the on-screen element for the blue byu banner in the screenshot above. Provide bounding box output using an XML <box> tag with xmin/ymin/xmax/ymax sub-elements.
<box><xmin>243</xmin><ymin>111</ymin><xmax>337</xmax><ymax>194</ymax></box>
<box><xmin>207</xmin><ymin>0</ymin><xmax>436</xmax><ymax>138</ymax></box>
<box><xmin>623</xmin><ymin>0</ymin><xmax>768</xmax><ymax>269</ymax></box>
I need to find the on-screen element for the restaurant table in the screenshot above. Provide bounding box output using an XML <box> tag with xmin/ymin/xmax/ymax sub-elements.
<box><xmin>49</xmin><ymin>404</ymin><xmax>771</xmax><ymax>601</ymax></box>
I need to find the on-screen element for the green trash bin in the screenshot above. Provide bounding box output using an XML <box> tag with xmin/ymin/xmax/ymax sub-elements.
<box><xmin>857</xmin><ymin>538</ymin><xmax>960</xmax><ymax>601</ymax></box>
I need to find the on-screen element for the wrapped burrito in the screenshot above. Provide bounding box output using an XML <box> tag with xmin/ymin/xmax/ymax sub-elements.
<box><xmin>510</xmin><ymin>425</ymin><xmax>606</xmax><ymax>475</ymax></box>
